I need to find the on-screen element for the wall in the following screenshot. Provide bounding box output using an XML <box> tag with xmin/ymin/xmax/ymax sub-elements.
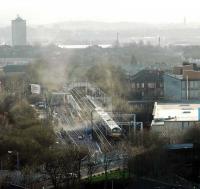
<box><xmin>152</xmin><ymin>121</ymin><xmax>199</xmax><ymax>143</ymax></box>
<box><xmin>12</xmin><ymin>20</ymin><xmax>26</xmax><ymax>46</ymax></box>
<box><xmin>164</xmin><ymin>74</ymin><xmax>182</xmax><ymax>101</ymax></box>
<box><xmin>183</xmin><ymin>70</ymin><xmax>200</xmax><ymax>80</ymax></box>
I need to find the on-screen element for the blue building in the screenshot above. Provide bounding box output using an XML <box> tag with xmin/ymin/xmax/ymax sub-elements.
<box><xmin>164</xmin><ymin>63</ymin><xmax>200</xmax><ymax>101</ymax></box>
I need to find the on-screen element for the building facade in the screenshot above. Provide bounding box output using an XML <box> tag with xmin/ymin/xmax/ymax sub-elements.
<box><xmin>164</xmin><ymin>63</ymin><xmax>200</xmax><ymax>101</ymax></box>
<box><xmin>130</xmin><ymin>69</ymin><xmax>164</xmax><ymax>100</ymax></box>
<box><xmin>128</xmin><ymin>69</ymin><xmax>164</xmax><ymax>127</ymax></box>
<box><xmin>12</xmin><ymin>16</ymin><xmax>26</xmax><ymax>46</ymax></box>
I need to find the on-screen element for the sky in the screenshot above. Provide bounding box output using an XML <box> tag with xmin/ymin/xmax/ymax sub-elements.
<box><xmin>0</xmin><ymin>0</ymin><xmax>200</xmax><ymax>25</ymax></box>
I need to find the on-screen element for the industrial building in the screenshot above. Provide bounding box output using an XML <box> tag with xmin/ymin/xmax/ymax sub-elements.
<box><xmin>151</xmin><ymin>102</ymin><xmax>200</xmax><ymax>142</ymax></box>
<box><xmin>12</xmin><ymin>16</ymin><xmax>26</xmax><ymax>46</ymax></box>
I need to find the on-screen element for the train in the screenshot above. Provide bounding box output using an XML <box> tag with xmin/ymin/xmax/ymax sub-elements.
<box><xmin>86</xmin><ymin>96</ymin><xmax>122</xmax><ymax>137</ymax></box>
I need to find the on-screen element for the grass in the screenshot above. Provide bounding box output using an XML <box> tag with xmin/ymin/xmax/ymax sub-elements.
<box><xmin>90</xmin><ymin>170</ymin><xmax>129</xmax><ymax>183</ymax></box>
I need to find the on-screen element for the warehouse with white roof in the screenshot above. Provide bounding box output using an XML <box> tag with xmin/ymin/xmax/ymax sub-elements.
<box><xmin>151</xmin><ymin>102</ymin><xmax>200</xmax><ymax>141</ymax></box>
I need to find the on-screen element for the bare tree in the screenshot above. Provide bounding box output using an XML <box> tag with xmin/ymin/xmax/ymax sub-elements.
<box><xmin>42</xmin><ymin>149</ymin><xmax>64</xmax><ymax>189</ymax></box>
<box><xmin>61</xmin><ymin>146</ymin><xmax>88</xmax><ymax>187</ymax></box>
<box><xmin>101</xmin><ymin>144</ymin><xmax>113</xmax><ymax>189</ymax></box>
<box><xmin>86</xmin><ymin>155</ymin><xmax>97</xmax><ymax>182</ymax></box>
<box><xmin>42</xmin><ymin>146</ymin><xmax>88</xmax><ymax>189</ymax></box>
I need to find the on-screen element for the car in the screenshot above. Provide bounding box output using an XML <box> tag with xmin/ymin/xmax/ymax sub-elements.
<box><xmin>78</xmin><ymin>135</ymin><xmax>84</xmax><ymax>140</ymax></box>
<box><xmin>36</xmin><ymin>101</ymin><xmax>46</xmax><ymax>109</ymax></box>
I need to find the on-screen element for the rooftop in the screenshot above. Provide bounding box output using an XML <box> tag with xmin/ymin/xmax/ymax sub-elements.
<box><xmin>13</xmin><ymin>15</ymin><xmax>25</xmax><ymax>22</ymax></box>
<box><xmin>3</xmin><ymin>64</ymin><xmax>26</xmax><ymax>73</ymax></box>
<box><xmin>131</xmin><ymin>69</ymin><xmax>163</xmax><ymax>82</ymax></box>
<box><xmin>152</xmin><ymin>102</ymin><xmax>200</xmax><ymax>122</ymax></box>
<box><xmin>165</xmin><ymin>73</ymin><xmax>183</xmax><ymax>80</ymax></box>
<box><xmin>167</xmin><ymin>62</ymin><xmax>200</xmax><ymax>80</ymax></box>
<box><xmin>166</xmin><ymin>143</ymin><xmax>193</xmax><ymax>150</ymax></box>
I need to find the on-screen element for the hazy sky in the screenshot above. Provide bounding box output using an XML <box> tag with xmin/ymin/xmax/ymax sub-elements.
<box><xmin>0</xmin><ymin>0</ymin><xmax>200</xmax><ymax>25</ymax></box>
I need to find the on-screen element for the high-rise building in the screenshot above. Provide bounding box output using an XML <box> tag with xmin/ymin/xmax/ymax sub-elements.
<box><xmin>12</xmin><ymin>16</ymin><xmax>26</xmax><ymax>46</ymax></box>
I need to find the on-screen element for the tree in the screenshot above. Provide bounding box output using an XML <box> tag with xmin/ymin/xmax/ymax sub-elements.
<box><xmin>115</xmin><ymin>142</ymin><xmax>129</xmax><ymax>178</ymax></box>
<box><xmin>128</xmin><ymin>130</ymin><xmax>167</xmax><ymax>148</ymax></box>
<box><xmin>9</xmin><ymin>100</ymin><xmax>40</xmax><ymax>129</ymax></box>
<box><xmin>86</xmin><ymin>155</ymin><xmax>97</xmax><ymax>182</ymax></box>
<box><xmin>3</xmin><ymin>74</ymin><xmax>27</xmax><ymax>98</ymax></box>
<box><xmin>128</xmin><ymin>146</ymin><xmax>169</xmax><ymax>178</ymax></box>
<box><xmin>101</xmin><ymin>144</ymin><xmax>113</xmax><ymax>189</ymax></box>
<box><xmin>181</xmin><ymin>126</ymin><xmax>200</xmax><ymax>144</ymax></box>
<box><xmin>76</xmin><ymin>147</ymin><xmax>88</xmax><ymax>182</ymax></box>
<box><xmin>126</xmin><ymin>130</ymin><xmax>170</xmax><ymax>179</ymax></box>
<box><xmin>85</xmin><ymin>63</ymin><xmax>128</xmax><ymax>97</ymax></box>
<box><xmin>61</xmin><ymin>147</ymin><xmax>87</xmax><ymax>187</ymax></box>
<box><xmin>112</xmin><ymin>97</ymin><xmax>134</xmax><ymax>113</ymax></box>
<box><xmin>42</xmin><ymin>148</ymin><xmax>64</xmax><ymax>189</ymax></box>
<box><xmin>42</xmin><ymin>146</ymin><xmax>88</xmax><ymax>189</ymax></box>
<box><xmin>0</xmin><ymin>95</ymin><xmax>56</xmax><ymax>170</ymax></box>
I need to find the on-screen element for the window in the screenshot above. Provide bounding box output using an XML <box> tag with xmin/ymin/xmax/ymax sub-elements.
<box><xmin>190</xmin><ymin>81</ymin><xmax>194</xmax><ymax>89</ymax></box>
<box><xmin>189</xmin><ymin>81</ymin><xmax>199</xmax><ymax>89</ymax></box>
<box><xmin>132</xmin><ymin>83</ymin><xmax>136</xmax><ymax>89</ymax></box>
<box><xmin>182</xmin><ymin>81</ymin><xmax>186</xmax><ymax>89</ymax></box>
<box><xmin>148</xmin><ymin>83</ymin><xmax>155</xmax><ymax>88</ymax></box>
<box><xmin>141</xmin><ymin>83</ymin><xmax>145</xmax><ymax>88</ymax></box>
<box><xmin>137</xmin><ymin>83</ymin><xmax>140</xmax><ymax>88</ymax></box>
<box><xmin>194</xmin><ymin>81</ymin><xmax>199</xmax><ymax>89</ymax></box>
<box><xmin>190</xmin><ymin>90</ymin><xmax>199</xmax><ymax>99</ymax></box>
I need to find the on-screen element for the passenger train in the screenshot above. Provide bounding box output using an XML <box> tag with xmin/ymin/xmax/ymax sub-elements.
<box><xmin>86</xmin><ymin>96</ymin><xmax>122</xmax><ymax>137</ymax></box>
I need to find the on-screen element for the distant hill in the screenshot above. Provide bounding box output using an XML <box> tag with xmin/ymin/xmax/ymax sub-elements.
<box><xmin>1</xmin><ymin>21</ymin><xmax>200</xmax><ymax>45</ymax></box>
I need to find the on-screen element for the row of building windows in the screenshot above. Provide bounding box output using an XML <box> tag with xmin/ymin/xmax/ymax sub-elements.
<box><xmin>182</xmin><ymin>89</ymin><xmax>200</xmax><ymax>99</ymax></box>
<box><xmin>132</xmin><ymin>82</ymin><xmax>163</xmax><ymax>89</ymax></box>
<box><xmin>182</xmin><ymin>81</ymin><xmax>200</xmax><ymax>89</ymax></box>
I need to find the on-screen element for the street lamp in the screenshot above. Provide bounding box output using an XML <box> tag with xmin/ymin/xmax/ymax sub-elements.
<box><xmin>8</xmin><ymin>151</ymin><xmax>20</xmax><ymax>170</ymax></box>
